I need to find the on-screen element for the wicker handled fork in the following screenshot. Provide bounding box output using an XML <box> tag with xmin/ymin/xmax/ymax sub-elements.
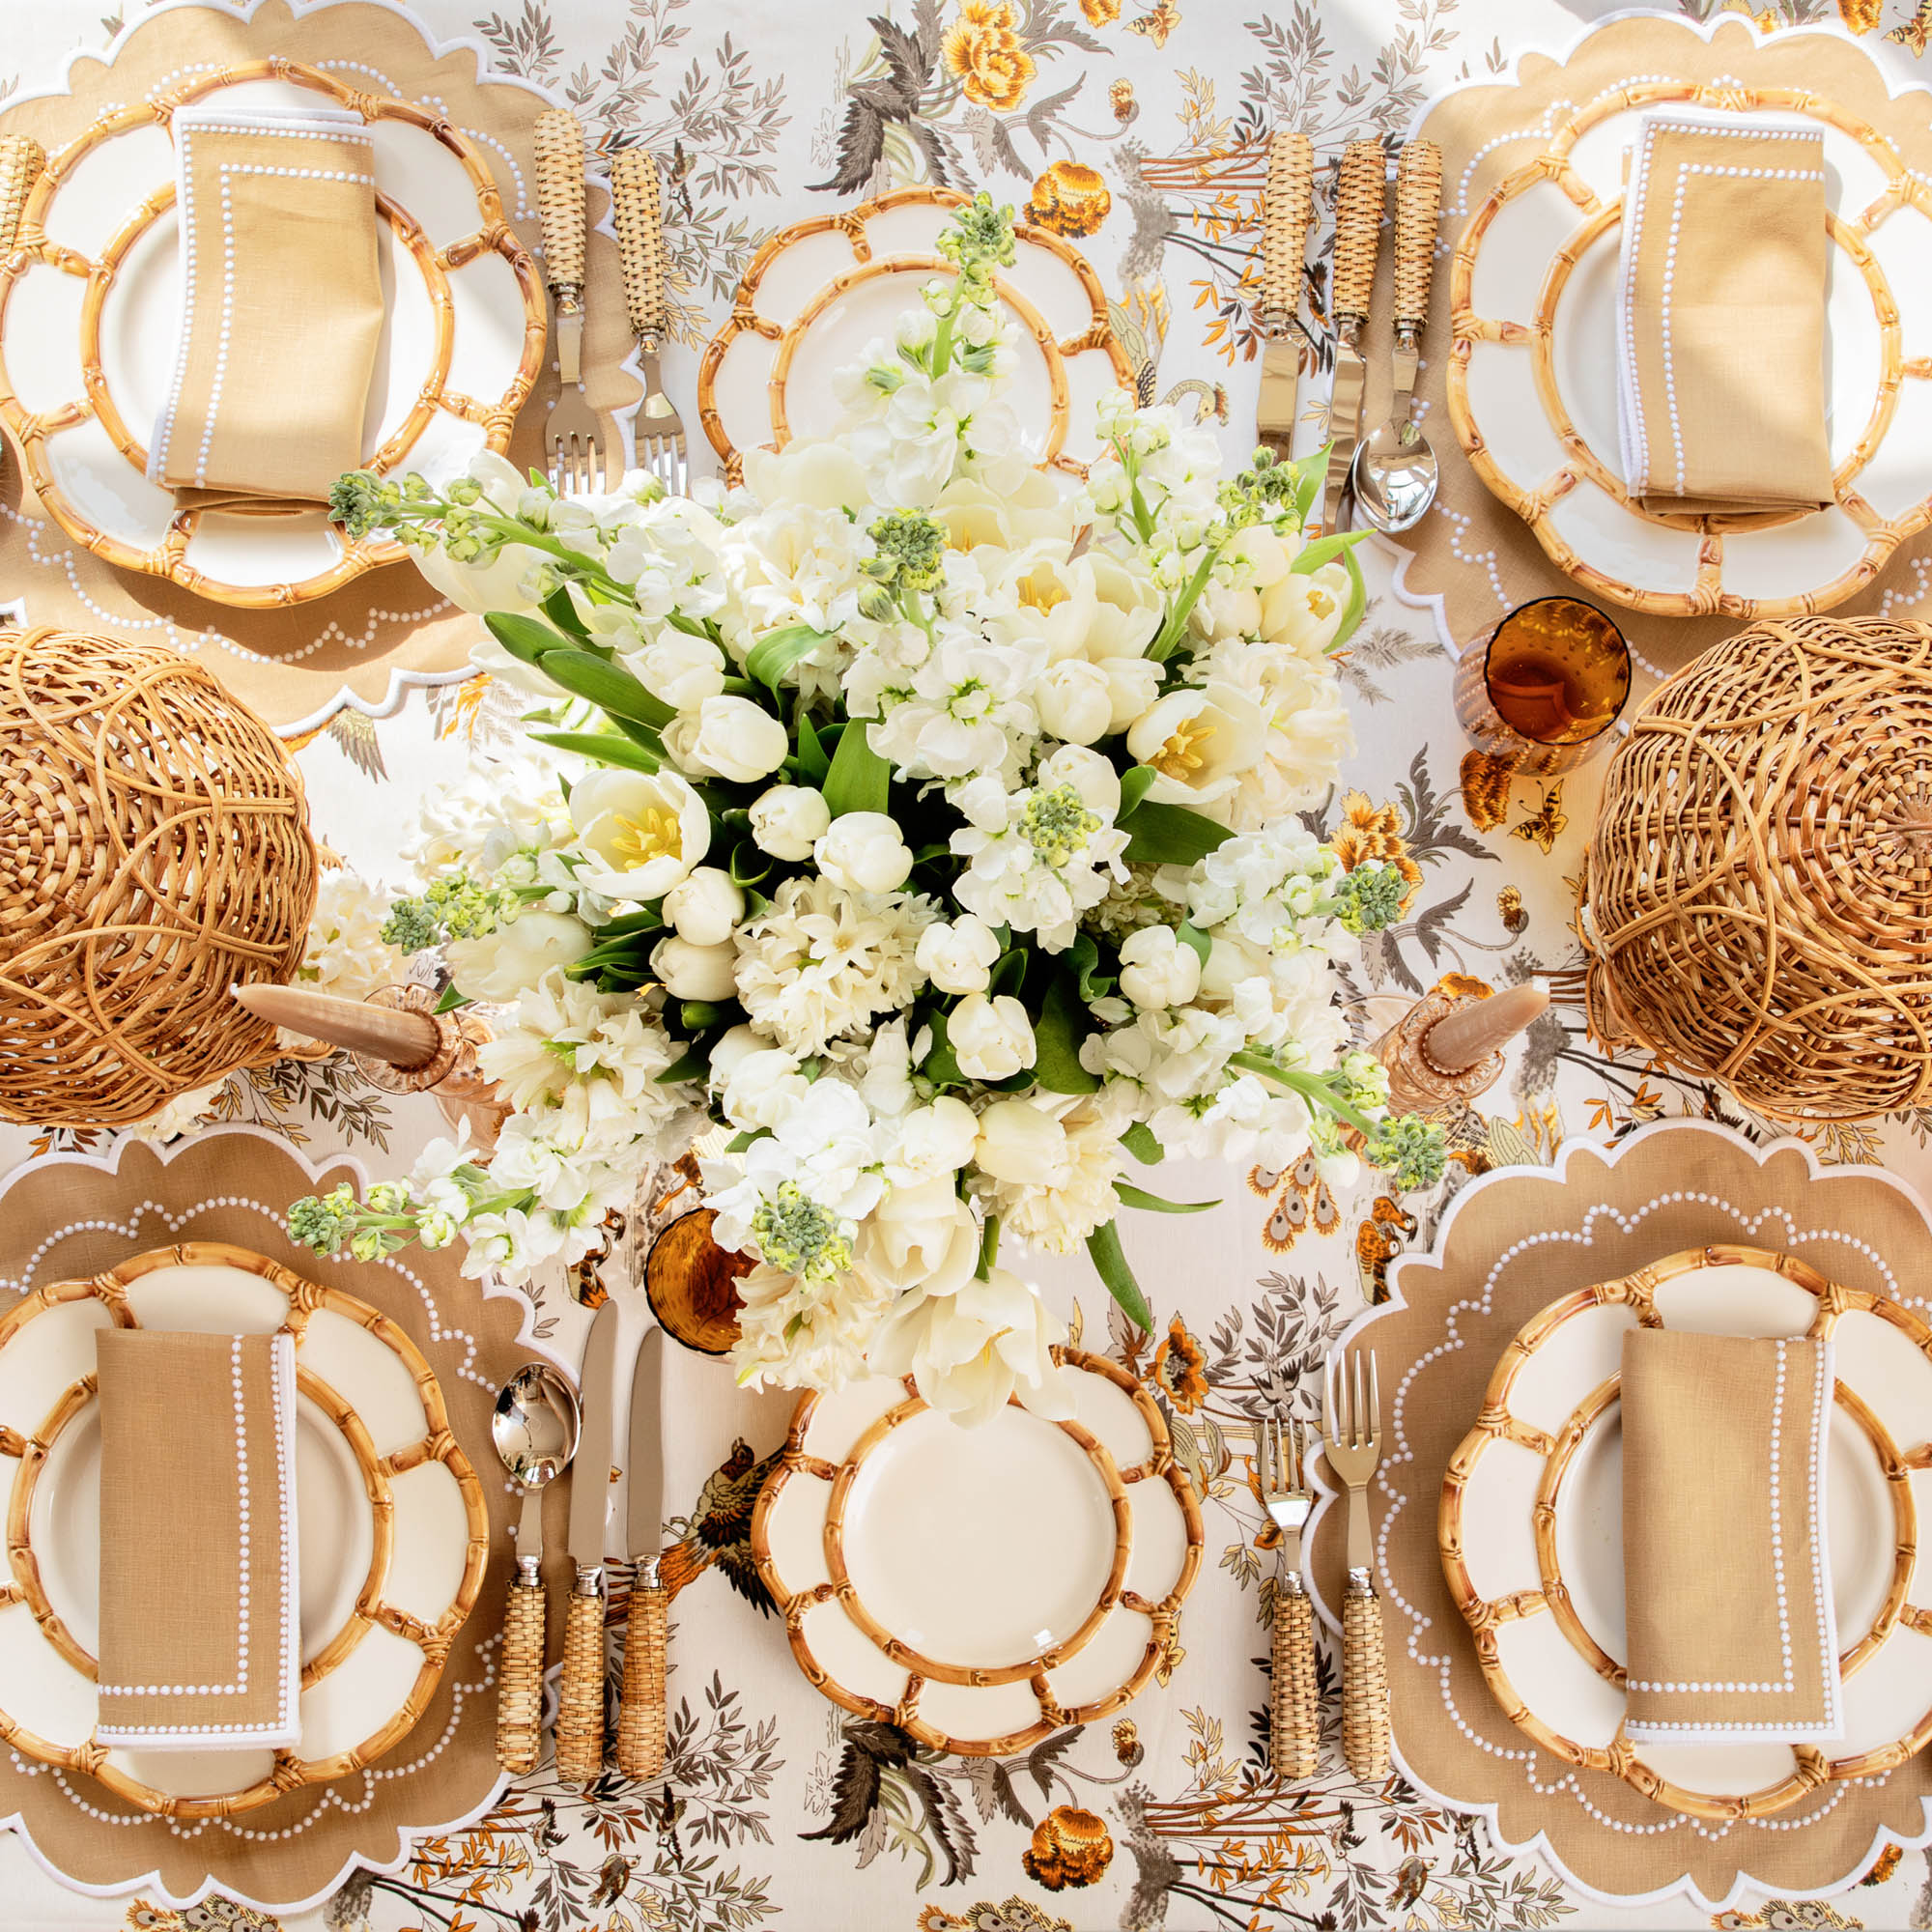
<box><xmin>609</xmin><ymin>147</ymin><xmax>688</xmax><ymax>497</ymax></box>
<box><xmin>1258</xmin><ymin>1412</ymin><xmax>1321</xmax><ymax>1781</ymax></box>
<box><xmin>1323</xmin><ymin>1347</ymin><xmax>1390</xmax><ymax>1781</ymax></box>
<box><xmin>533</xmin><ymin>110</ymin><xmax>616</xmax><ymax>496</ymax></box>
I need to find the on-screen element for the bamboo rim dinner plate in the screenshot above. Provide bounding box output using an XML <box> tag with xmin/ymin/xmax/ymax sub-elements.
<box><xmin>697</xmin><ymin>185</ymin><xmax>1133</xmax><ymax>489</ymax></box>
<box><xmin>0</xmin><ymin>58</ymin><xmax>545</xmax><ymax>609</ymax></box>
<box><xmin>752</xmin><ymin>1347</ymin><xmax>1202</xmax><ymax>1756</ymax></box>
<box><xmin>0</xmin><ymin>1242</ymin><xmax>488</xmax><ymax>1818</ymax></box>
<box><xmin>1441</xmin><ymin>1244</ymin><xmax>1932</xmax><ymax>1820</ymax></box>
<box><xmin>1449</xmin><ymin>78</ymin><xmax>1932</xmax><ymax>619</ymax></box>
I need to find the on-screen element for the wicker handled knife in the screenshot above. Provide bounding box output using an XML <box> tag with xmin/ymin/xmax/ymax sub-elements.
<box><xmin>615</xmin><ymin>1324</ymin><xmax>668</xmax><ymax>1780</ymax></box>
<box><xmin>554</xmin><ymin>1297</ymin><xmax>622</xmax><ymax>1783</ymax></box>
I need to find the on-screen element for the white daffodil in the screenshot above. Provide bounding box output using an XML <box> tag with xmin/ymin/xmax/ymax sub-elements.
<box><xmin>865</xmin><ymin>1264</ymin><xmax>1072</xmax><ymax>1428</ymax></box>
<box><xmin>568</xmin><ymin>766</ymin><xmax>711</xmax><ymax>902</ymax></box>
<box><xmin>1126</xmin><ymin>681</ymin><xmax>1268</xmax><ymax>810</ymax></box>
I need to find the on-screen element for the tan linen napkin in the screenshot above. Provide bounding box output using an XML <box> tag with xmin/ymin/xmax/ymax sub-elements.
<box><xmin>1616</xmin><ymin>110</ymin><xmax>1833</xmax><ymax>516</ymax></box>
<box><xmin>95</xmin><ymin>1330</ymin><xmax>299</xmax><ymax>1751</ymax></box>
<box><xmin>1621</xmin><ymin>1329</ymin><xmax>1839</xmax><ymax>1744</ymax></box>
<box><xmin>148</xmin><ymin>104</ymin><xmax>383</xmax><ymax>508</ymax></box>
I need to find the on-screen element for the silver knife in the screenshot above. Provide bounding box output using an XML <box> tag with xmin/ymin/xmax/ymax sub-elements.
<box><xmin>615</xmin><ymin>1324</ymin><xmax>668</xmax><ymax>1780</ymax></box>
<box><xmin>1320</xmin><ymin>141</ymin><xmax>1387</xmax><ymax>535</ymax></box>
<box><xmin>554</xmin><ymin>1297</ymin><xmax>623</xmax><ymax>1784</ymax></box>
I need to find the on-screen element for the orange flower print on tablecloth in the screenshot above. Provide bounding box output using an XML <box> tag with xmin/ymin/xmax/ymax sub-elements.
<box><xmin>1838</xmin><ymin>0</ymin><xmax>1883</xmax><ymax>28</ymax></box>
<box><xmin>1112</xmin><ymin>1717</ymin><xmax>1144</xmax><ymax>1766</ymax></box>
<box><xmin>1330</xmin><ymin>789</ymin><xmax>1422</xmax><ymax>912</ymax></box>
<box><xmin>1109</xmin><ymin>76</ymin><xmax>1135</xmax><ymax>120</ymax></box>
<box><xmin>1023</xmin><ymin>1807</ymin><xmax>1115</xmax><ymax>1889</ymax></box>
<box><xmin>1026</xmin><ymin>159</ymin><xmax>1111</xmax><ymax>237</ymax></box>
<box><xmin>944</xmin><ymin>0</ymin><xmax>1037</xmax><ymax>110</ymax></box>
<box><xmin>1151</xmin><ymin>1314</ymin><xmax>1208</xmax><ymax>1411</ymax></box>
<box><xmin>1460</xmin><ymin>747</ymin><xmax>1512</xmax><ymax>832</ymax></box>
<box><xmin>1082</xmin><ymin>0</ymin><xmax>1123</xmax><ymax>21</ymax></box>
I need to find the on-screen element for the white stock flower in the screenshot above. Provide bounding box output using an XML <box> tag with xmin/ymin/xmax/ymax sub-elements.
<box><xmin>948</xmin><ymin>993</ymin><xmax>1036</xmax><ymax>1081</ymax></box>
<box><xmin>1126</xmin><ymin>682</ymin><xmax>1269</xmax><ymax>811</ymax></box>
<box><xmin>814</xmin><ymin>811</ymin><xmax>915</xmax><ymax>895</ymax></box>
<box><xmin>410</xmin><ymin>755</ymin><xmax>572</xmax><ymax>875</ymax></box>
<box><xmin>915</xmin><ymin>914</ymin><xmax>1001</xmax><ymax>995</ymax></box>
<box><xmin>663</xmin><ymin>867</ymin><xmax>746</xmax><ymax>947</ymax></box>
<box><xmin>866</xmin><ymin>1264</ymin><xmax>1072</xmax><ymax>1428</ymax></box>
<box><xmin>730</xmin><ymin>1261</ymin><xmax>897</xmax><ymax>1393</ymax></box>
<box><xmin>869</xmin><ymin>624</ymin><xmax>1044</xmax><ymax>784</ymax></box>
<box><xmin>671</xmin><ymin>695</ymin><xmax>789</xmax><ymax>784</ymax></box>
<box><xmin>976</xmin><ymin>1091</ymin><xmax>1128</xmax><ymax>1253</ymax></box>
<box><xmin>749</xmin><ymin>783</ymin><xmax>832</xmax><ymax>862</ymax></box>
<box><xmin>568</xmin><ymin>767</ymin><xmax>711</xmax><ymax>901</ymax></box>
<box><xmin>445</xmin><ymin>909</ymin><xmax>595</xmax><ymax>1002</ymax></box>
<box><xmin>1117</xmin><ymin>925</ymin><xmax>1203</xmax><ymax>1010</ymax></box>
<box><xmin>651</xmin><ymin>934</ymin><xmax>740</xmax><ymax>1001</ymax></box>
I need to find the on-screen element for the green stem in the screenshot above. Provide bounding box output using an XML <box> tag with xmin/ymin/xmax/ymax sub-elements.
<box><xmin>976</xmin><ymin>1213</ymin><xmax>1000</xmax><ymax>1281</ymax></box>
<box><xmin>1229</xmin><ymin>1052</ymin><xmax>1378</xmax><ymax>1138</ymax></box>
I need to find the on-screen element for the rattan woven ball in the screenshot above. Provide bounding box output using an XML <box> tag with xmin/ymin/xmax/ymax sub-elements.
<box><xmin>1580</xmin><ymin>614</ymin><xmax>1932</xmax><ymax>1122</ymax></box>
<box><xmin>0</xmin><ymin>628</ymin><xmax>317</xmax><ymax>1125</ymax></box>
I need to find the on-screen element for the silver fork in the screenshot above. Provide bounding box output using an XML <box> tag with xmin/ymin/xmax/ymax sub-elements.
<box><xmin>1258</xmin><ymin>1413</ymin><xmax>1320</xmax><ymax>1781</ymax></box>
<box><xmin>610</xmin><ymin>147</ymin><xmax>688</xmax><ymax>497</ymax></box>
<box><xmin>534</xmin><ymin>109</ymin><xmax>617</xmax><ymax>497</ymax></box>
<box><xmin>1323</xmin><ymin>1347</ymin><xmax>1390</xmax><ymax>1781</ymax></box>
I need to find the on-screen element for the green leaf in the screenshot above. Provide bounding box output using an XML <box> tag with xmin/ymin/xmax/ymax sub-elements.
<box><xmin>1086</xmin><ymin>1221</ymin><xmax>1151</xmax><ymax>1330</ymax></box>
<box><xmin>1033</xmin><ymin>975</ymin><xmax>1101</xmax><ymax>1094</ymax></box>
<box><xmin>1118</xmin><ymin>800</ymin><xmax>1236</xmax><ymax>867</ymax></box>
<box><xmin>988</xmin><ymin>948</ymin><xmax>1027</xmax><ymax>1000</ymax></box>
<box><xmin>432</xmin><ymin>984</ymin><xmax>471</xmax><ymax>1015</ymax></box>
<box><xmin>921</xmin><ymin>1009</ymin><xmax>965</xmax><ymax>1089</ymax></box>
<box><xmin>1290</xmin><ymin>527</ymin><xmax>1374</xmax><ymax>576</ymax></box>
<box><xmin>531</xmin><ymin>729</ymin><xmax>661</xmax><ymax>774</ymax></box>
<box><xmin>745</xmin><ymin>624</ymin><xmax>833</xmax><ymax>693</ymax></box>
<box><xmin>724</xmin><ymin>1128</ymin><xmax>764</xmax><ymax>1153</ymax></box>
<box><xmin>680</xmin><ymin>1001</ymin><xmax>725</xmax><ymax>1031</ymax></box>
<box><xmin>1119</xmin><ymin>765</ymin><xmax>1158</xmax><ymax>817</ymax></box>
<box><xmin>655</xmin><ymin>1046</ymin><xmax>710</xmax><ymax>1085</ymax></box>
<box><xmin>794</xmin><ymin>709</ymin><xmax>831</xmax><ymax>784</ymax></box>
<box><xmin>1176</xmin><ymin>921</ymin><xmax>1211</xmax><ymax>968</ymax></box>
<box><xmin>823</xmin><ymin>711</ymin><xmax>890</xmax><ymax>817</ymax></box>
<box><xmin>727</xmin><ymin>842</ymin><xmax>772</xmax><ymax>889</ymax></box>
<box><xmin>1115</xmin><ymin>1180</ymin><xmax>1219</xmax><ymax>1214</ymax></box>
<box><xmin>485</xmin><ymin>611</ymin><xmax>570</xmax><ymax>667</ymax></box>
<box><xmin>1334</xmin><ymin>542</ymin><xmax>1368</xmax><ymax>647</ymax></box>
<box><xmin>537</xmin><ymin>649</ymin><xmax>675</xmax><ymax>728</ymax></box>
<box><xmin>1120</xmin><ymin>1122</ymin><xmax>1164</xmax><ymax>1165</ymax></box>
<box><xmin>541</xmin><ymin>585</ymin><xmax>589</xmax><ymax>638</ymax></box>
<box><xmin>1290</xmin><ymin>447</ymin><xmax>1328</xmax><ymax>523</ymax></box>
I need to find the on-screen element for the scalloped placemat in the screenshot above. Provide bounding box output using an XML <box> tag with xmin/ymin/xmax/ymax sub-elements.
<box><xmin>0</xmin><ymin>0</ymin><xmax>639</xmax><ymax>734</ymax></box>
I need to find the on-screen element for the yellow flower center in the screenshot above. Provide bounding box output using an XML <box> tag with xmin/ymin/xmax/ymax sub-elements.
<box><xmin>611</xmin><ymin>806</ymin><xmax>682</xmax><ymax>869</ymax></box>
<box><xmin>1017</xmin><ymin>567</ymin><xmax>1069</xmax><ymax>613</ymax></box>
<box><xmin>1308</xmin><ymin>586</ymin><xmax>1336</xmax><ymax>619</ymax></box>
<box><xmin>1151</xmin><ymin>713</ymin><xmax>1214</xmax><ymax>781</ymax></box>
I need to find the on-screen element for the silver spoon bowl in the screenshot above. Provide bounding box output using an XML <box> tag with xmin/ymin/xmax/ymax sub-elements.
<box><xmin>1351</xmin><ymin>417</ymin><xmax>1438</xmax><ymax>534</ymax></box>
<box><xmin>493</xmin><ymin>1360</ymin><xmax>581</xmax><ymax>1492</ymax></box>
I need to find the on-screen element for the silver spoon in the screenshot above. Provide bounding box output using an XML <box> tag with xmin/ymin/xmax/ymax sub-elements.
<box><xmin>492</xmin><ymin>1362</ymin><xmax>582</xmax><ymax>1774</ymax></box>
<box><xmin>1351</xmin><ymin>139</ymin><xmax>1442</xmax><ymax>536</ymax></box>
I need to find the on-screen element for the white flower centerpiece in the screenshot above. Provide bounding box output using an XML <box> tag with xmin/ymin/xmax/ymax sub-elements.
<box><xmin>291</xmin><ymin>197</ymin><xmax>1442</xmax><ymax>1426</ymax></box>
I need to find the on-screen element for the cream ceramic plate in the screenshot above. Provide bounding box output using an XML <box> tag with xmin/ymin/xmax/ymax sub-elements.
<box><xmin>697</xmin><ymin>185</ymin><xmax>1133</xmax><ymax>489</ymax></box>
<box><xmin>0</xmin><ymin>1243</ymin><xmax>487</xmax><ymax>1817</ymax></box>
<box><xmin>0</xmin><ymin>58</ymin><xmax>544</xmax><ymax>609</ymax></box>
<box><xmin>1442</xmin><ymin>1245</ymin><xmax>1932</xmax><ymax>1819</ymax></box>
<box><xmin>1450</xmin><ymin>80</ymin><xmax>1932</xmax><ymax>618</ymax></box>
<box><xmin>753</xmin><ymin>1348</ymin><xmax>1202</xmax><ymax>1755</ymax></box>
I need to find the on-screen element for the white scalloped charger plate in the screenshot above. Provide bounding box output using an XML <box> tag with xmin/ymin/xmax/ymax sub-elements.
<box><xmin>1443</xmin><ymin>1247</ymin><xmax>1932</xmax><ymax>1819</ymax></box>
<box><xmin>753</xmin><ymin>1350</ymin><xmax>1202</xmax><ymax>1756</ymax></box>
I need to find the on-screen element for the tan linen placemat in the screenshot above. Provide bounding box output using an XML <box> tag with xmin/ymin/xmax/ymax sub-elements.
<box><xmin>0</xmin><ymin>0</ymin><xmax>639</xmax><ymax>733</ymax></box>
<box><xmin>96</xmin><ymin>1329</ymin><xmax>300</xmax><ymax>1751</ymax></box>
<box><xmin>1391</xmin><ymin>15</ymin><xmax>1932</xmax><ymax>673</ymax></box>
<box><xmin>1617</xmin><ymin>114</ymin><xmax>1833</xmax><ymax>516</ymax></box>
<box><xmin>0</xmin><ymin>1128</ymin><xmax>539</xmax><ymax>1908</ymax></box>
<box><xmin>1307</xmin><ymin>1122</ymin><xmax>1932</xmax><ymax>1902</ymax></box>
<box><xmin>152</xmin><ymin>107</ymin><xmax>384</xmax><ymax>506</ymax></box>
<box><xmin>1622</xmin><ymin>1330</ymin><xmax>1839</xmax><ymax>1744</ymax></box>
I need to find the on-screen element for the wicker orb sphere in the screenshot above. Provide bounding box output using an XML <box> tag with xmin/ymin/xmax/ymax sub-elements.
<box><xmin>0</xmin><ymin>628</ymin><xmax>317</xmax><ymax>1125</ymax></box>
<box><xmin>1580</xmin><ymin>614</ymin><xmax>1932</xmax><ymax>1122</ymax></box>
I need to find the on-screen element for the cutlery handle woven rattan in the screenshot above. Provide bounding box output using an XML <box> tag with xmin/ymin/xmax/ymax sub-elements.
<box><xmin>615</xmin><ymin>1581</ymin><xmax>668</xmax><ymax>1780</ymax></box>
<box><xmin>533</xmin><ymin>110</ymin><xmax>587</xmax><ymax>292</ymax></box>
<box><xmin>1392</xmin><ymin>140</ymin><xmax>1441</xmax><ymax>335</ymax></box>
<box><xmin>554</xmin><ymin>1588</ymin><xmax>606</xmax><ymax>1784</ymax></box>
<box><xmin>1269</xmin><ymin>1580</ymin><xmax>1320</xmax><ymax>1781</ymax></box>
<box><xmin>0</xmin><ymin>135</ymin><xmax>43</xmax><ymax>255</ymax></box>
<box><xmin>1261</xmin><ymin>129</ymin><xmax>1314</xmax><ymax>327</ymax></box>
<box><xmin>496</xmin><ymin>1577</ymin><xmax>547</xmax><ymax>1776</ymax></box>
<box><xmin>1341</xmin><ymin>1578</ymin><xmax>1391</xmax><ymax>1781</ymax></box>
<box><xmin>1332</xmin><ymin>140</ymin><xmax>1386</xmax><ymax>323</ymax></box>
<box><xmin>610</xmin><ymin>148</ymin><xmax>668</xmax><ymax>342</ymax></box>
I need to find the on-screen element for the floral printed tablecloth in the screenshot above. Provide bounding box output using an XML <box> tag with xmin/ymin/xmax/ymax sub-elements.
<box><xmin>7</xmin><ymin>0</ymin><xmax>1932</xmax><ymax>1927</ymax></box>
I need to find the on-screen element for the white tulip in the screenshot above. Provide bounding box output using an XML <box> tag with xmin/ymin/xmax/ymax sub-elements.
<box><xmin>720</xmin><ymin>1046</ymin><xmax>810</xmax><ymax>1131</ymax></box>
<box><xmin>443</xmin><ymin>911</ymin><xmax>594</xmax><ymax>1003</ymax></box>
<box><xmin>866</xmin><ymin>1265</ymin><xmax>1073</xmax><ymax>1428</ymax></box>
<box><xmin>1260</xmin><ymin>562</ymin><xmax>1350</xmax><ymax>658</ymax></box>
<box><xmin>857</xmin><ymin>1178</ymin><xmax>980</xmax><ymax>1295</ymax></box>
<box><xmin>1035</xmin><ymin>659</ymin><xmax>1114</xmax><ymax>745</ymax></box>
<box><xmin>663</xmin><ymin>866</ymin><xmax>746</xmax><ymax>947</ymax></box>
<box><xmin>973</xmin><ymin>1096</ymin><xmax>1071</xmax><ymax>1186</ymax></box>
<box><xmin>682</xmin><ymin>696</ymin><xmax>790</xmax><ymax>783</ymax></box>
<box><xmin>650</xmin><ymin>934</ymin><xmax>740</xmax><ymax>1001</ymax></box>
<box><xmin>1118</xmin><ymin>925</ymin><xmax>1203</xmax><ymax>1010</ymax></box>
<box><xmin>948</xmin><ymin>993</ymin><xmax>1036</xmax><ymax>1081</ymax></box>
<box><xmin>705</xmin><ymin>1023</ymin><xmax>769</xmax><ymax>1092</ymax></box>
<box><xmin>814</xmin><ymin>811</ymin><xmax>914</xmax><ymax>894</ymax></box>
<box><xmin>1036</xmin><ymin>743</ymin><xmax>1122</xmax><ymax>819</ymax></box>
<box><xmin>749</xmin><ymin>783</ymin><xmax>832</xmax><ymax>861</ymax></box>
<box><xmin>916</xmin><ymin>914</ymin><xmax>1001</xmax><ymax>995</ymax></box>
<box><xmin>568</xmin><ymin>767</ymin><xmax>711</xmax><ymax>902</ymax></box>
<box><xmin>890</xmin><ymin>1096</ymin><xmax>980</xmax><ymax>1179</ymax></box>
<box><xmin>618</xmin><ymin>630</ymin><xmax>727</xmax><ymax>711</ymax></box>
<box><xmin>1126</xmin><ymin>681</ymin><xmax>1268</xmax><ymax>809</ymax></box>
